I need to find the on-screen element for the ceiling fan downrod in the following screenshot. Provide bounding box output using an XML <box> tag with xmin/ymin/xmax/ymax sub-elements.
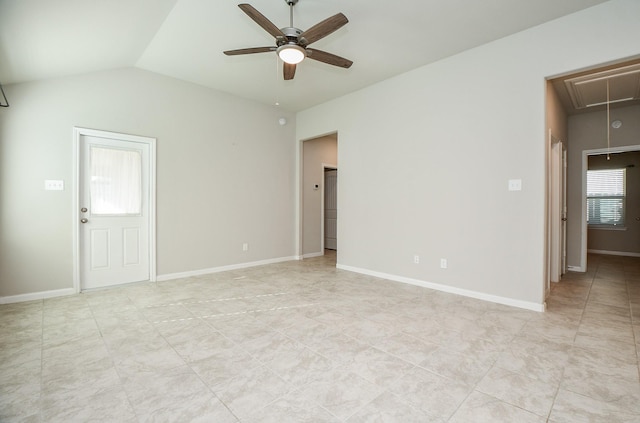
<box><xmin>286</xmin><ymin>0</ymin><xmax>298</xmax><ymax>27</ymax></box>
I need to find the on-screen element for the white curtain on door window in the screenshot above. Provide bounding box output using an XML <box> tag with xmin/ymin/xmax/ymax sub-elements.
<box><xmin>90</xmin><ymin>147</ymin><xmax>142</xmax><ymax>215</ymax></box>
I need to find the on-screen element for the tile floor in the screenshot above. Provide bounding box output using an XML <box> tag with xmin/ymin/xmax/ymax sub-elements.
<box><xmin>1</xmin><ymin>252</ymin><xmax>640</xmax><ymax>422</ymax></box>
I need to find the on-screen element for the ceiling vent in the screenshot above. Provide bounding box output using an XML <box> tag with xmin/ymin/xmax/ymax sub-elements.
<box><xmin>564</xmin><ymin>63</ymin><xmax>640</xmax><ymax>110</ymax></box>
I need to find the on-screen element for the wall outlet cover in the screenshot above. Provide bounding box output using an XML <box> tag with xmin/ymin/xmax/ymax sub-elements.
<box><xmin>508</xmin><ymin>179</ymin><xmax>522</xmax><ymax>191</ymax></box>
<box><xmin>44</xmin><ymin>180</ymin><xmax>64</xmax><ymax>190</ymax></box>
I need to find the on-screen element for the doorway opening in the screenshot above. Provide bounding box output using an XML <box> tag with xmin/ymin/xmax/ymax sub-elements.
<box><xmin>581</xmin><ymin>146</ymin><xmax>640</xmax><ymax>267</ymax></box>
<box><xmin>546</xmin><ymin>57</ymin><xmax>640</xmax><ymax>298</ymax></box>
<box><xmin>300</xmin><ymin>133</ymin><xmax>337</xmax><ymax>261</ymax></box>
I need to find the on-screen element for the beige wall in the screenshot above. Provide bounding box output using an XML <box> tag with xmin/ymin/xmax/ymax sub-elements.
<box><xmin>546</xmin><ymin>81</ymin><xmax>568</xmax><ymax>146</ymax></box>
<box><xmin>296</xmin><ymin>0</ymin><xmax>640</xmax><ymax>309</ymax></box>
<box><xmin>587</xmin><ymin>151</ymin><xmax>640</xmax><ymax>255</ymax></box>
<box><xmin>0</xmin><ymin>68</ymin><xmax>296</xmax><ymax>298</ymax></box>
<box><xmin>566</xmin><ymin>104</ymin><xmax>640</xmax><ymax>269</ymax></box>
<box><xmin>302</xmin><ymin>134</ymin><xmax>337</xmax><ymax>256</ymax></box>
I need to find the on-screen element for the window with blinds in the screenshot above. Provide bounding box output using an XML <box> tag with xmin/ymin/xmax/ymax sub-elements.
<box><xmin>587</xmin><ymin>168</ymin><xmax>626</xmax><ymax>226</ymax></box>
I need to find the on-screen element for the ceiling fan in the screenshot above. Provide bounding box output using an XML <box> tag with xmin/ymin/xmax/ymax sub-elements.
<box><xmin>223</xmin><ymin>0</ymin><xmax>353</xmax><ymax>80</ymax></box>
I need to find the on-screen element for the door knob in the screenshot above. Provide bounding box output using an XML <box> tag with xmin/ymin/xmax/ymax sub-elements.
<box><xmin>80</xmin><ymin>207</ymin><xmax>87</xmax><ymax>213</ymax></box>
<box><xmin>80</xmin><ymin>218</ymin><xmax>88</xmax><ymax>223</ymax></box>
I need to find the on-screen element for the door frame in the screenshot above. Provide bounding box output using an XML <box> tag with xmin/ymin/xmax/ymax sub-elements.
<box><xmin>72</xmin><ymin>127</ymin><xmax>157</xmax><ymax>293</ymax></box>
<box><xmin>548</xmin><ymin>132</ymin><xmax>565</xmax><ymax>286</ymax></box>
<box><xmin>321</xmin><ymin>164</ymin><xmax>337</xmax><ymax>253</ymax></box>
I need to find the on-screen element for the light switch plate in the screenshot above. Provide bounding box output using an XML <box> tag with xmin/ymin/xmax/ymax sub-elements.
<box><xmin>508</xmin><ymin>179</ymin><xmax>522</xmax><ymax>191</ymax></box>
<box><xmin>44</xmin><ymin>180</ymin><xmax>64</xmax><ymax>190</ymax></box>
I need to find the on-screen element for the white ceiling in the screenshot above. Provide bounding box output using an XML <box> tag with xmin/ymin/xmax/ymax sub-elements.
<box><xmin>0</xmin><ymin>0</ymin><xmax>612</xmax><ymax>111</ymax></box>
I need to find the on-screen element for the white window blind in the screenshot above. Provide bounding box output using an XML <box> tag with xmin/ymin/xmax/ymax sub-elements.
<box><xmin>587</xmin><ymin>168</ymin><xmax>625</xmax><ymax>226</ymax></box>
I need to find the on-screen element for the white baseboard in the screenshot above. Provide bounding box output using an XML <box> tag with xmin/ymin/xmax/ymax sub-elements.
<box><xmin>588</xmin><ymin>249</ymin><xmax>640</xmax><ymax>258</ymax></box>
<box><xmin>336</xmin><ymin>264</ymin><xmax>546</xmax><ymax>312</ymax></box>
<box><xmin>567</xmin><ymin>265</ymin><xmax>584</xmax><ymax>272</ymax></box>
<box><xmin>0</xmin><ymin>288</ymin><xmax>76</xmax><ymax>305</ymax></box>
<box><xmin>302</xmin><ymin>252</ymin><xmax>324</xmax><ymax>259</ymax></box>
<box><xmin>157</xmin><ymin>256</ymin><xmax>298</xmax><ymax>282</ymax></box>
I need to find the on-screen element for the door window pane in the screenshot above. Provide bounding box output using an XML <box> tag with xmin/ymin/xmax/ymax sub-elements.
<box><xmin>90</xmin><ymin>147</ymin><xmax>142</xmax><ymax>215</ymax></box>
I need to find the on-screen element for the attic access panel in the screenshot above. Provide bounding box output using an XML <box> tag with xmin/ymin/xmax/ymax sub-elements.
<box><xmin>564</xmin><ymin>63</ymin><xmax>640</xmax><ymax>110</ymax></box>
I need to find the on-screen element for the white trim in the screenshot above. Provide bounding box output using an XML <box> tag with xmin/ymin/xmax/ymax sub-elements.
<box><xmin>336</xmin><ymin>264</ymin><xmax>546</xmax><ymax>312</ymax></box>
<box><xmin>303</xmin><ymin>251</ymin><xmax>324</xmax><ymax>259</ymax></box>
<box><xmin>581</xmin><ymin>144</ymin><xmax>640</xmax><ymax>274</ymax></box>
<box><xmin>72</xmin><ymin>127</ymin><xmax>157</xmax><ymax>293</ymax></box>
<box><xmin>0</xmin><ymin>288</ymin><xmax>76</xmax><ymax>304</ymax></box>
<box><xmin>567</xmin><ymin>265</ymin><xmax>584</xmax><ymax>272</ymax></box>
<box><xmin>588</xmin><ymin>249</ymin><xmax>640</xmax><ymax>258</ymax></box>
<box><xmin>72</xmin><ymin>130</ymin><xmax>80</xmax><ymax>292</ymax></box>
<box><xmin>296</xmin><ymin>137</ymin><xmax>303</xmax><ymax>259</ymax></box>
<box><xmin>149</xmin><ymin>140</ymin><xmax>157</xmax><ymax>284</ymax></box>
<box><xmin>156</xmin><ymin>256</ymin><xmax>298</xmax><ymax>282</ymax></box>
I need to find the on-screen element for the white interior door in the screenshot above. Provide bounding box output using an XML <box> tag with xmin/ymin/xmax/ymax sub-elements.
<box><xmin>77</xmin><ymin>131</ymin><xmax>154</xmax><ymax>290</ymax></box>
<box><xmin>550</xmin><ymin>139</ymin><xmax>563</xmax><ymax>283</ymax></box>
<box><xmin>324</xmin><ymin>169</ymin><xmax>337</xmax><ymax>250</ymax></box>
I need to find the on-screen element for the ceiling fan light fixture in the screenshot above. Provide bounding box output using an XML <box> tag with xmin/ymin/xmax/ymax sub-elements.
<box><xmin>277</xmin><ymin>44</ymin><xmax>305</xmax><ymax>64</ymax></box>
<box><xmin>225</xmin><ymin>3</ymin><xmax>351</xmax><ymax>80</ymax></box>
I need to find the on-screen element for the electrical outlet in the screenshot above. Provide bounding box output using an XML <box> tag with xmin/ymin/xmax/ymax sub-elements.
<box><xmin>242</xmin><ymin>243</ymin><xmax>248</xmax><ymax>251</ymax></box>
<box><xmin>508</xmin><ymin>179</ymin><xmax>522</xmax><ymax>191</ymax></box>
<box><xmin>413</xmin><ymin>255</ymin><xmax>420</xmax><ymax>264</ymax></box>
<box><xmin>440</xmin><ymin>258</ymin><xmax>447</xmax><ymax>269</ymax></box>
<box><xmin>44</xmin><ymin>180</ymin><xmax>64</xmax><ymax>190</ymax></box>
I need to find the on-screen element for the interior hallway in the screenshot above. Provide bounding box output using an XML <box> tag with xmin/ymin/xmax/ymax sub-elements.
<box><xmin>1</xmin><ymin>252</ymin><xmax>639</xmax><ymax>422</ymax></box>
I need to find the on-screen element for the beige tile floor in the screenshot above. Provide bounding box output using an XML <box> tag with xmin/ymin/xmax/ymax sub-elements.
<box><xmin>1</xmin><ymin>252</ymin><xmax>640</xmax><ymax>422</ymax></box>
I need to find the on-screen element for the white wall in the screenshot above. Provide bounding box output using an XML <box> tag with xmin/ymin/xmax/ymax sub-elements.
<box><xmin>302</xmin><ymin>134</ymin><xmax>337</xmax><ymax>257</ymax></box>
<box><xmin>0</xmin><ymin>68</ymin><xmax>296</xmax><ymax>298</ymax></box>
<box><xmin>296</xmin><ymin>0</ymin><xmax>640</xmax><ymax>310</ymax></box>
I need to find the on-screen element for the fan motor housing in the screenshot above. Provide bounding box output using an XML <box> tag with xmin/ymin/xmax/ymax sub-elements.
<box><xmin>279</xmin><ymin>27</ymin><xmax>305</xmax><ymax>46</ymax></box>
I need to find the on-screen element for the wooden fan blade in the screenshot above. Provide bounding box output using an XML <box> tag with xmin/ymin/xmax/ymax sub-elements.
<box><xmin>224</xmin><ymin>47</ymin><xmax>274</xmax><ymax>56</ymax></box>
<box><xmin>284</xmin><ymin>63</ymin><xmax>296</xmax><ymax>80</ymax></box>
<box><xmin>306</xmin><ymin>49</ymin><xmax>353</xmax><ymax>68</ymax></box>
<box><xmin>300</xmin><ymin>13</ymin><xmax>348</xmax><ymax>45</ymax></box>
<box><xmin>238</xmin><ymin>4</ymin><xmax>285</xmax><ymax>39</ymax></box>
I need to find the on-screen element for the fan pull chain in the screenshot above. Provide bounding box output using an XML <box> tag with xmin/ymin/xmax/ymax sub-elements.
<box><xmin>274</xmin><ymin>56</ymin><xmax>280</xmax><ymax>106</ymax></box>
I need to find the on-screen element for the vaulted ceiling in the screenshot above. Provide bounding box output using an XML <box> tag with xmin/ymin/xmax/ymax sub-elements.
<box><xmin>0</xmin><ymin>0</ymin><xmax>612</xmax><ymax>111</ymax></box>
